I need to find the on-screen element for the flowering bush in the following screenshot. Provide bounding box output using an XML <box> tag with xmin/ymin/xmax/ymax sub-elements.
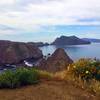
<box><xmin>69</xmin><ymin>58</ymin><xmax>100</xmax><ymax>81</ymax></box>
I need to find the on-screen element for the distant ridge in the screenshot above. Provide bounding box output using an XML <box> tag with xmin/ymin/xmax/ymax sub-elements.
<box><xmin>28</xmin><ymin>42</ymin><xmax>49</xmax><ymax>47</ymax></box>
<box><xmin>51</xmin><ymin>35</ymin><xmax>91</xmax><ymax>45</ymax></box>
<box><xmin>82</xmin><ymin>38</ymin><xmax>100</xmax><ymax>43</ymax></box>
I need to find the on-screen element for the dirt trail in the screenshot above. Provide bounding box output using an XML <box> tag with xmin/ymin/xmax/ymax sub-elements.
<box><xmin>0</xmin><ymin>80</ymin><xmax>99</xmax><ymax>100</ymax></box>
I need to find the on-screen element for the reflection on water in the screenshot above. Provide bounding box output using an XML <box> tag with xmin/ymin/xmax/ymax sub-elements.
<box><xmin>40</xmin><ymin>43</ymin><xmax>100</xmax><ymax>61</ymax></box>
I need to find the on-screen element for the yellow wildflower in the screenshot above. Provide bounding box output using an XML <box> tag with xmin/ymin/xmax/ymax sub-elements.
<box><xmin>86</xmin><ymin>71</ymin><xmax>89</xmax><ymax>74</ymax></box>
<box><xmin>73</xmin><ymin>66</ymin><xmax>76</xmax><ymax>68</ymax></box>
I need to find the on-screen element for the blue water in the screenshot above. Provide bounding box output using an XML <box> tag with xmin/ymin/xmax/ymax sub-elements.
<box><xmin>40</xmin><ymin>43</ymin><xmax>100</xmax><ymax>61</ymax></box>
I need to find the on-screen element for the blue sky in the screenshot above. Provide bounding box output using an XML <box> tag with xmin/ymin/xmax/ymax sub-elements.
<box><xmin>0</xmin><ymin>0</ymin><xmax>100</xmax><ymax>43</ymax></box>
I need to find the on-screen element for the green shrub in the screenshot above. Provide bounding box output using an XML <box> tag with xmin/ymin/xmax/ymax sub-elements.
<box><xmin>16</xmin><ymin>68</ymin><xmax>39</xmax><ymax>86</ymax></box>
<box><xmin>0</xmin><ymin>68</ymin><xmax>39</xmax><ymax>88</ymax></box>
<box><xmin>0</xmin><ymin>70</ymin><xmax>19</xmax><ymax>88</ymax></box>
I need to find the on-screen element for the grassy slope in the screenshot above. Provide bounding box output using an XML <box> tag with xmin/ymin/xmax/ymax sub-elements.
<box><xmin>0</xmin><ymin>79</ymin><xmax>99</xmax><ymax>100</ymax></box>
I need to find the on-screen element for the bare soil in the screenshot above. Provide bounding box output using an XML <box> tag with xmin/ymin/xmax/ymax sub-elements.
<box><xmin>0</xmin><ymin>80</ymin><xmax>99</xmax><ymax>100</ymax></box>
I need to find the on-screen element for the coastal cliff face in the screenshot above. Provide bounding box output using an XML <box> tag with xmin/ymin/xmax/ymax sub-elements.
<box><xmin>52</xmin><ymin>36</ymin><xmax>91</xmax><ymax>45</ymax></box>
<box><xmin>0</xmin><ymin>40</ymin><xmax>73</xmax><ymax>73</ymax></box>
<box><xmin>0</xmin><ymin>40</ymin><xmax>43</xmax><ymax>65</ymax></box>
<box><xmin>39</xmin><ymin>48</ymin><xmax>73</xmax><ymax>73</ymax></box>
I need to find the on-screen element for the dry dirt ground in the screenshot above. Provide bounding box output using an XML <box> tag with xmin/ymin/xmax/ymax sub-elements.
<box><xmin>0</xmin><ymin>80</ymin><xmax>99</xmax><ymax>100</ymax></box>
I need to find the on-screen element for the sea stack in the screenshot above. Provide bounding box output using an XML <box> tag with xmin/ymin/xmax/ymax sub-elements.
<box><xmin>39</xmin><ymin>48</ymin><xmax>73</xmax><ymax>73</ymax></box>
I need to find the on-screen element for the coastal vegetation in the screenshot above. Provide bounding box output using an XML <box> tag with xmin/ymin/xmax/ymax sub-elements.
<box><xmin>0</xmin><ymin>68</ymin><xmax>39</xmax><ymax>88</ymax></box>
<box><xmin>61</xmin><ymin>58</ymin><xmax>100</xmax><ymax>94</ymax></box>
<box><xmin>0</xmin><ymin>59</ymin><xmax>100</xmax><ymax>99</ymax></box>
<box><xmin>0</xmin><ymin>67</ymin><xmax>54</xmax><ymax>89</ymax></box>
<box><xmin>0</xmin><ymin>58</ymin><xmax>100</xmax><ymax>94</ymax></box>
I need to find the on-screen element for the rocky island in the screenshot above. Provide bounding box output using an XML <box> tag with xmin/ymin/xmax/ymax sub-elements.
<box><xmin>52</xmin><ymin>35</ymin><xmax>91</xmax><ymax>45</ymax></box>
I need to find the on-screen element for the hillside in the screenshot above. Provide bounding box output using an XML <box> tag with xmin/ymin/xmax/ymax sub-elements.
<box><xmin>0</xmin><ymin>40</ymin><xmax>43</xmax><ymax>66</ymax></box>
<box><xmin>52</xmin><ymin>36</ymin><xmax>91</xmax><ymax>45</ymax></box>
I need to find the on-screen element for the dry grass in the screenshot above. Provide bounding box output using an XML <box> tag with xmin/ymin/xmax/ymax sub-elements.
<box><xmin>54</xmin><ymin>69</ymin><xmax>100</xmax><ymax>96</ymax></box>
<box><xmin>89</xmin><ymin>79</ymin><xmax>100</xmax><ymax>94</ymax></box>
<box><xmin>37</xmin><ymin>70</ymin><xmax>53</xmax><ymax>80</ymax></box>
<box><xmin>0</xmin><ymin>80</ymin><xmax>98</xmax><ymax>100</ymax></box>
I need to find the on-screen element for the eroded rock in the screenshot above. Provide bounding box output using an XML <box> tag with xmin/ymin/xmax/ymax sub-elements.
<box><xmin>39</xmin><ymin>48</ymin><xmax>73</xmax><ymax>73</ymax></box>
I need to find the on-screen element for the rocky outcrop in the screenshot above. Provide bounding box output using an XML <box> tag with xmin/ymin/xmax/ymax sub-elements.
<box><xmin>39</xmin><ymin>48</ymin><xmax>73</xmax><ymax>73</ymax></box>
<box><xmin>52</xmin><ymin>36</ymin><xmax>91</xmax><ymax>45</ymax></box>
<box><xmin>0</xmin><ymin>40</ymin><xmax>43</xmax><ymax>65</ymax></box>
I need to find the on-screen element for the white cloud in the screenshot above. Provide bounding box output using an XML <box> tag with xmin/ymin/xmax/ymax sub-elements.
<box><xmin>0</xmin><ymin>0</ymin><xmax>15</xmax><ymax>5</ymax></box>
<box><xmin>0</xmin><ymin>30</ymin><xmax>16</xmax><ymax>35</ymax></box>
<box><xmin>0</xmin><ymin>0</ymin><xmax>100</xmax><ymax>35</ymax></box>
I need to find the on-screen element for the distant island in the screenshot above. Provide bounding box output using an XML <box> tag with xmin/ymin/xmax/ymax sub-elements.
<box><xmin>28</xmin><ymin>42</ymin><xmax>49</xmax><ymax>47</ymax></box>
<box><xmin>51</xmin><ymin>36</ymin><xmax>91</xmax><ymax>45</ymax></box>
<box><xmin>27</xmin><ymin>36</ymin><xmax>94</xmax><ymax>47</ymax></box>
<box><xmin>27</xmin><ymin>36</ymin><xmax>100</xmax><ymax>47</ymax></box>
<box><xmin>82</xmin><ymin>38</ymin><xmax>100</xmax><ymax>43</ymax></box>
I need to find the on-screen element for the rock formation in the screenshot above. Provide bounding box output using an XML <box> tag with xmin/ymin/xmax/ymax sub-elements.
<box><xmin>39</xmin><ymin>48</ymin><xmax>73</xmax><ymax>73</ymax></box>
<box><xmin>0</xmin><ymin>40</ymin><xmax>43</xmax><ymax>65</ymax></box>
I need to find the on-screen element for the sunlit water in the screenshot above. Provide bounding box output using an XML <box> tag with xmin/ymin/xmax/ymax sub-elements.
<box><xmin>40</xmin><ymin>43</ymin><xmax>100</xmax><ymax>61</ymax></box>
